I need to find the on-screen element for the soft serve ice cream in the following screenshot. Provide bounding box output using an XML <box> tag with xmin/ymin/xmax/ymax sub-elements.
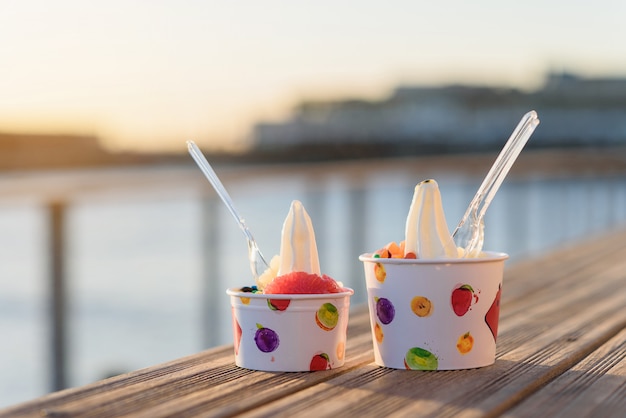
<box><xmin>360</xmin><ymin>178</ymin><xmax>508</xmax><ymax>370</ymax></box>
<box><xmin>405</xmin><ymin>179</ymin><xmax>459</xmax><ymax>259</ymax></box>
<box><xmin>255</xmin><ymin>200</ymin><xmax>344</xmax><ymax>294</ymax></box>
<box><xmin>228</xmin><ymin>200</ymin><xmax>352</xmax><ymax>371</ymax></box>
<box><xmin>374</xmin><ymin>179</ymin><xmax>466</xmax><ymax>259</ymax></box>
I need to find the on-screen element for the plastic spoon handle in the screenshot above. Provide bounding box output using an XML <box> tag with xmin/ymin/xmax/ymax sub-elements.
<box><xmin>477</xmin><ymin>110</ymin><xmax>540</xmax><ymax>220</ymax></box>
<box><xmin>453</xmin><ymin>111</ymin><xmax>540</xmax><ymax>253</ymax></box>
<box><xmin>187</xmin><ymin>140</ymin><xmax>269</xmax><ymax>276</ymax></box>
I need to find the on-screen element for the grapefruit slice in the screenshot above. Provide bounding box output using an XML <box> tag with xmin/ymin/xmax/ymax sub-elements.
<box><xmin>264</xmin><ymin>271</ymin><xmax>343</xmax><ymax>294</ymax></box>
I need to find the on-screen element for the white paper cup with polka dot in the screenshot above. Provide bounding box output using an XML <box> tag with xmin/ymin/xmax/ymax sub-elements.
<box><xmin>227</xmin><ymin>288</ymin><xmax>354</xmax><ymax>372</ymax></box>
<box><xmin>359</xmin><ymin>252</ymin><xmax>508</xmax><ymax>370</ymax></box>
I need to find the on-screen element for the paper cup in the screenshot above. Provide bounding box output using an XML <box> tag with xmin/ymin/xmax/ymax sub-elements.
<box><xmin>227</xmin><ymin>288</ymin><xmax>354</xmax><ymax>372</ymax></box>
<box><xmin>359</xmin><ymin>252</ymin><xmax>508</xmax><ymax>370</ymax></box>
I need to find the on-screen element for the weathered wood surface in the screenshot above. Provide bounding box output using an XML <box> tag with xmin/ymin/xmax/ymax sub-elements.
<box><xmin>2</xmin><ymin>228</ymin><xmax>625</xmax><ymax>418</ymax></box>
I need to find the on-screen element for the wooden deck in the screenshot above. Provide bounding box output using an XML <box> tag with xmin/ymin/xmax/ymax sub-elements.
<box><xmin>2</xmin><ymin>228</ymin><xmax>625</xmax><ymax>418</ymax></box>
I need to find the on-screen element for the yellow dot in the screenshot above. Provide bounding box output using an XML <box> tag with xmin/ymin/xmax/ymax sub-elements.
<box><xmin>411</xmin><ymin>296</ymin><xmax>433</xmax><ymax>317</ymax></box>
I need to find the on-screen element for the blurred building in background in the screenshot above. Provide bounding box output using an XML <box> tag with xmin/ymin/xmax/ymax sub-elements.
<box><xmin>2</xmin><ymin>71</ymin><xmax>626</xmax><ymax>170</ymax></box>
<box><xmin>251</xmin><ymin>72</ymin><xmax>626</xmax><ymax>160</ymax></box>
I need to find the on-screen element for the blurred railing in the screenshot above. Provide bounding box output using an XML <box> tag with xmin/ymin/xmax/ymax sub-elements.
<box><xmin>0</xmin><ymin>166</ymin><xmax>207</xmax><ymax>394</ymax></box>
<box><xmin>0</xmin><ymin>154</ymin><xmax>625</xmax><ymax>404</ymax></box>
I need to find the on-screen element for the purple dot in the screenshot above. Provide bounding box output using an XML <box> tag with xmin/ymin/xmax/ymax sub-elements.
<box><xmin>255</xmin><ymin>324</ymin><xmax>279</xmax><ymax>352</ymax></box>
<box><xmin>376</xmin><ymin>298</ymin><xmax>395</xmax><ymax>324</ymax></box>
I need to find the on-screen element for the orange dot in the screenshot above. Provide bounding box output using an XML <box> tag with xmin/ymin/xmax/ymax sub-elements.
<box><xmin>374</xmin><ymin>262</ymin><xmax>386</xmax><ymax>283</ymax></box>
<box><xmin>336</xmin><ymin>341</ymin><xmax>345</xmax><ymax>361</ymax></box>
<box><xmin>456</xmin><ymin>332</ymin><xmax>474</xmax><ymax>354</ymax></box>
<box><xmin>374</xmin><ymin>322</ymin><xmax>384</xmax><ymax>343</ymax></box>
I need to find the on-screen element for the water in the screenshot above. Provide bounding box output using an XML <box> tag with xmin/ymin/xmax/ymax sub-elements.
<box><xmin>0</xmin><ymin>165</ymin><xmax>625</xmax><ymax>408</ymax></box>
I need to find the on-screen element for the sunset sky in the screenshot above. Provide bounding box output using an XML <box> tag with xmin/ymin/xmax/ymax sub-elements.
<box><xmin>1</xmin><ymin>0</ymin><xmax>626</xmax><ymax>152</ymax></box>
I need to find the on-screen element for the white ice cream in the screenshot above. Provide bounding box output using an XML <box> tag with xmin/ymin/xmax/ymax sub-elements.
<box><xmin>277</xmin><ymin>200</ymin><xmax>321</xmax><ymax>276</ymax></box>
<box><xmin>256</xmin><ymin>200</ymin><xmax>321</xmax><ymax>290</ymax></box>
<box><xmin>404</xmin><ymin>179</ymin><xmax>459</xmax><ymax>259</ymax></box>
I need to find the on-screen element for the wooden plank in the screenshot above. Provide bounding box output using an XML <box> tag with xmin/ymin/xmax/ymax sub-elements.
<box><xmin>1</xmin><ymin>228</ymin><xmax>625</xmax><ymax>418</ymax></box>
<box><xmin>0</xmin><ymin>308</ymin><xmax>373</xmax><ymax>418</ymax></box>
<box><xmin>500</xmin><ymin>227</ymin><xmax>626</xmax><ymax>312</ymax></box>
<box><xmin>503</xmin><ymin>328</ymin><xmax>626</xmax><ymax>418</ymax></box>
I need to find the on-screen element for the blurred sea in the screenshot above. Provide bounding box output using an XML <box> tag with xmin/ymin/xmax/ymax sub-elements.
<box><xmin>1</xmin><ymin>163</ymin><xmax>625</xmax><ymax>408</ymax></box>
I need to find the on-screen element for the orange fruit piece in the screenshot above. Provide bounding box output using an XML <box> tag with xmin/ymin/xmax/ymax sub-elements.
<box><xmin>385</xmin><ymin>241</ymin><xmax>403</xmax><ymax>258</ymax></box>
<box><xmin>375</xmin><ymin>248</ymin><xmax>391</xmax><ymax>258</ymax></box>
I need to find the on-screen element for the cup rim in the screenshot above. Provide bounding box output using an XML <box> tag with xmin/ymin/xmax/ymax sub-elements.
<box><xmin>226</xmin><ymin>287</ymin><xmax>355</xmax><ymax>299</ymax></box>
<box><xmin>359</xmin><ymin>251</ymin><xmax>509</xmax><ymax>264</ymax></box>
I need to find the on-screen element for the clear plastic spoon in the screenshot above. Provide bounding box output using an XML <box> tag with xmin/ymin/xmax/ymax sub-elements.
<box><xmin>187</xmin><ymin>140</ymin><xmax>269</xmax><ymax>279</ymax></box>
<box><xmin>452</xmin><ymin>110</ymin><xmax>540</xmax><ymax>257</ymax></box>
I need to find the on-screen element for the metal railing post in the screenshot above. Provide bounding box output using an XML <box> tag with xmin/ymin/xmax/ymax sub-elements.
<box><xmin>201</xmin><ymin>195</ymin><xmax>220</xmax><ymax>348</ymax></box>
<box><xmin>48</xmin><ymin>200</ymin><xmax>68</xmax><ymax>391</ymax></box>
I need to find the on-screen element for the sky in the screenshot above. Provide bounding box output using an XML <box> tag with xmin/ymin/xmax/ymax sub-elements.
<box><xmin>1</xmin><ymin>0</ymin><xmax>626</xmax><ymax>152</ymax></box>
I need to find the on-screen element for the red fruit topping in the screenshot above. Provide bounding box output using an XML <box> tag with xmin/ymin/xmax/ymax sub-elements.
<box><xmin>264</xmin><ymin>271</ymin><xmax>343</xmax><ymax>294</ymax></box>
